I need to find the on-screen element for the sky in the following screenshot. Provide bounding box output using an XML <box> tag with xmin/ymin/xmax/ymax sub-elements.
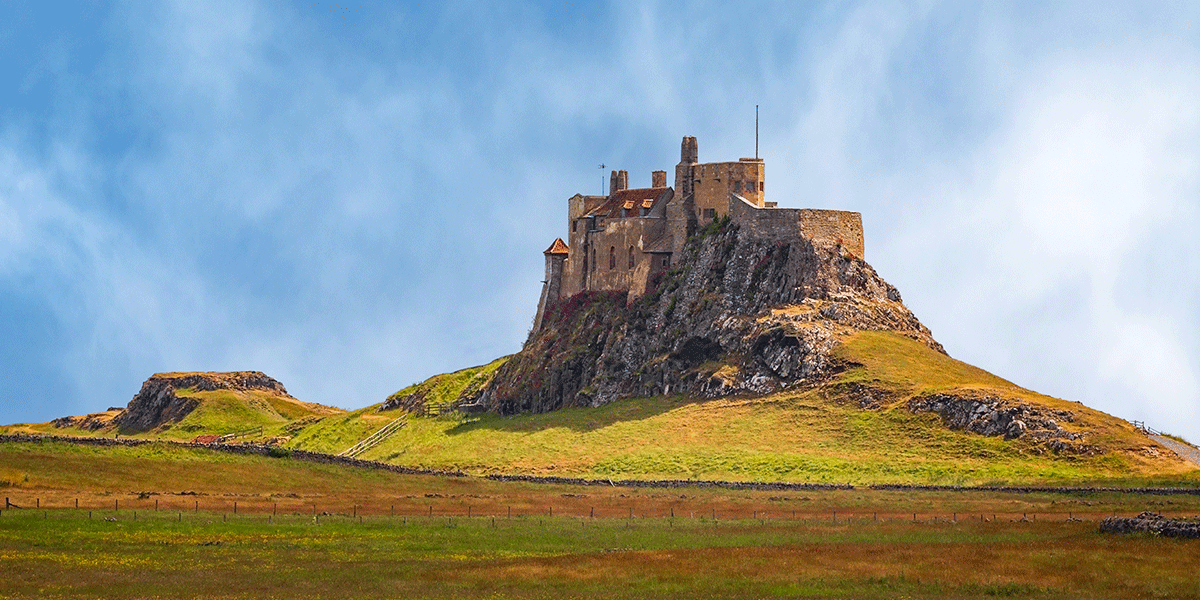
<box><xmin>2</xmin><ymin>1</ymin><xmax>1198</xmax><ymax>443</ymax></box>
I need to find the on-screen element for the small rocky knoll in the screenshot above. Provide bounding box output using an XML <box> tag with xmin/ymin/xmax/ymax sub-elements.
<box><xmin>478</xmin><ymin>220</ymin><xmax>941</xmax><ymax>415</ymax></box>
<box><xmin>1100</xmin><ymin>512</ymin><xmax>1200</xmax><ymax>538</ymax></box>
<box><xmin>106</xmin><ymin>372</ymin><xmax>294</xmax><ymax>434</ymax></box>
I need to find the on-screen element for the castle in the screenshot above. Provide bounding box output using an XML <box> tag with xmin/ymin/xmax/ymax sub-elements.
<box><xmin>533</xmin><ymin>136</ymin><xmax>866</xmax><ymax>331</ymax></box>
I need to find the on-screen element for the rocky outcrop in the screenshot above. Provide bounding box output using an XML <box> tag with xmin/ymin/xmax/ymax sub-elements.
<box><xmin>479</xmin><ymin>221</ymin><xmax>941</xmax><ymax>415</ymax></box>
<box><xmin>110</xmin><ymin>372</ymin><xmax>293</xmax><ymax>433</ymax></box>
<box><xmin>907</xmin><ymin>392</ymin><xmax>1098</xmax><ymax>454</ymax></box>
<box><xmin>50</xmin><ymin>410</ymin><xmax>120</xmax><ymax>431</ymax></box>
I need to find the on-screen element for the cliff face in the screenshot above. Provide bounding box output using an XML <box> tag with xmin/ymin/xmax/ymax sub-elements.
<box><xmin>478</xmin><ymin>221</ymin><xmax>941</xmax><ymax>415</ymax></box>
<box><xmin>111</xmin><ymin>371</ymin><xmax>292</xmax><ymax>433</ymax></box>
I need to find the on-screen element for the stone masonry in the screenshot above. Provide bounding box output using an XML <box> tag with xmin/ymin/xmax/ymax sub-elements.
<box><xmin>534</xmin><ymin>136</ymin><xmax>865</xmax><ymax>331</ymax></box>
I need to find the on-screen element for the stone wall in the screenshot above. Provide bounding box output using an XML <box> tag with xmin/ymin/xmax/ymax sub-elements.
<box><xmin>577</xmin><ymin>217</ymin><xmax>668</xmax><ymax>297</ymax></box>
<box><xmin>728</xmin><ymin>196</ymin><xmax>804</xmax><ymax>241</ymax></box>
<box><xmin>798</xmin><ymin>209</ymin><xmax>864</xmax><ymax>259</ymax></box>
<box><xmin>692</xmin><ymin>159</ymin><xmax>765</xmax><ymax>221</ymax></box>
<box><xmin>727</xmin><ymin>199</ymin><xmax>865</xmax><ymax>260</ymax></box>
<box><xmin>563</xmin><ymin>194</ymin><xmax>602</xmax><ymax>298</ymax></box>
<box><xmin>532</xmin><ymin>253</ymin><xmax>566</xmax><ymax>332</ymax></box>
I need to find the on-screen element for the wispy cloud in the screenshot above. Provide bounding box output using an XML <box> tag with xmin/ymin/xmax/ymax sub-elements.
<box><xmin>1</xmin><ymin>1</ymin><xmax>1198</xmax><ymax>441</ymax></box>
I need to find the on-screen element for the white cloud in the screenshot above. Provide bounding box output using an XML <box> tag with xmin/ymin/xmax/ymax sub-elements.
<box><xmin>2</xmin><ymin>1</ymin><xmax>1198</xmax><ymax>444</ymax></box>
<box><xmin>878</xmin><ymin>51</ymin><xmax>1200</xmax><ymax>438</ymax></box>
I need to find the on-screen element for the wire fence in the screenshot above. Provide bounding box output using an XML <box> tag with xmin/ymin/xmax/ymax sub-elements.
<box><xmin>2</xmin><ymin>493</ymin><xmax>1189</xmax><ymax>527</ymax></box>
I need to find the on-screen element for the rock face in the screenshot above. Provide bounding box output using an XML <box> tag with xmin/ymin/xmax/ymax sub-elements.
<box><xmin>478</xmin><ymin>221</ymin><xmax>941</xmax><ymax>415</ymax></box>
<box><xmin>907</xmin><ymin>392</ymin><xmax>1098</xmax><ymax>454</ymax></box>
<box><xmin>111</xmin><ymin>372</ymin><xmax>292</xmax><ymax>433</ymax></box>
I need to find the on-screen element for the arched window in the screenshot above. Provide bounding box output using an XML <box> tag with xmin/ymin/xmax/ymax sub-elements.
<box><xmin>609</xmin><ymin>246</ymin><xmax>616</xmax><ymax>270</ymax></box>
<box><xmin>628</xmin><ymin>246</ymin><xmax>635</xmax><ymax>269</ymax></box>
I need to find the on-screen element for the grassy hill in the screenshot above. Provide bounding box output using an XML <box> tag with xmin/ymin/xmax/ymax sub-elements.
<box><xmin>282</xmin><ymin>331</ymin><xmax>1197</xmax><ymax>486</ymax></box>
<box><xmin>9</xmin><ymin>373</ymin><xmax>343</xmax><ymax>441</ymax></box>
<box><xmin>7</xmin><ymin>333</ymin><xmax>1195</xmax><ymax>486</ymax></box>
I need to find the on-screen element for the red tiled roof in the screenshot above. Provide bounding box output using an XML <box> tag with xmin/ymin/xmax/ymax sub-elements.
<box><xmin>544</xmin><ymin>238</ymin><xmax>569</xmax><ymax>255</ymax></box>
<box><xmin>586</xmin><ymin>187</ymin><xmax>671</xmax><ymax>218</ymax></box>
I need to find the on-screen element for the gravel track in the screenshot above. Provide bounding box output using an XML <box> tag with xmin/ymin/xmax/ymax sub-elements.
<box><xmin>1149</xmin><ymin>434</ymin><xmax>1200</xmax><ymax>468</ymax></box>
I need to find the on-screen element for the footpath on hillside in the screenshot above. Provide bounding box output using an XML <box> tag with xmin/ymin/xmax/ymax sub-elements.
<box><xmin>1149</xmin><ymin>435</ymin><xmax>1200</xmax><ymax>468</ymax></box>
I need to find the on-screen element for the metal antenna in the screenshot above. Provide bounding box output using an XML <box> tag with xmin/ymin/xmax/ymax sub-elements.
<box><xmin>755</xmin><ymin>105</ymin><xmax>759</xmax><ymax>159</ymax></box>
<box><xmin>599</xmin><ymin>163</ymin><xmax>606</xmax><ymax>195</ymax></box>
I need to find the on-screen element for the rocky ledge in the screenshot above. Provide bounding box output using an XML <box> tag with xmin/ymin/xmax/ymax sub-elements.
<box><xmin>105</xmin><ymin>371</ymin><xmax>293</xmax><ymax>434</ymax></box>
<box><xmin>907</xmin><ymin>392</ymin><xmax>1099</xmax><ymax>454</ymax></box>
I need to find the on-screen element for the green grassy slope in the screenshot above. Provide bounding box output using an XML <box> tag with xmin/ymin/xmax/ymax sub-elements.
<box><xmin>10</xmin><ymin>387</ymin><xmax>343</xmax><ymax>442</ymax></box>
<box><xmin>287</xmin><ymin>359</ymin><xmax>506</xmax><ymax>455</ymax></box>
<box><xmin>280</xmin><ymin>331</ymin><xmax>1198</xmax><ymax>486</ymax></box>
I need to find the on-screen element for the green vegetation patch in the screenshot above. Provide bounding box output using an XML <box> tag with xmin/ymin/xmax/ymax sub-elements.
<box><xmin>294</xmin><ymin>329</ymin><xmax>1199</xmax><ymax>486</ymax></box>
<box><xmin>830</xmin><ymin>330</ymin><xmax>1021</xmax><ymax>397</ymax></box>
<box><xmin>384</xmin><ymin>357</ymin><xmax>508</xmax><ymax>413</ymax></box>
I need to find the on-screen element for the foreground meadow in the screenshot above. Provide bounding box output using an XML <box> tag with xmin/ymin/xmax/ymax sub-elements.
<box><xmin>3</xmin><ymin>506</ymin><xmax>1200</xmax><ymax>599</ymax></box>
<box><xmin>2</xmin><ymin>440</ymin><xmax>1200</xmax><ymax>598</ymax></box>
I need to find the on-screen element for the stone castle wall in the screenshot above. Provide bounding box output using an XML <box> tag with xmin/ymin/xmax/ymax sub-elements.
<box><xmin>579</xmin><ymin>217</ymin><xmax>669</xmax><ymax>297</ymax></box>
<box><xmin>728</xmin><ymin>198</ymin><xmax>864</xmax><ymax>259</ymax></box>
<box><xmin>692</xmin><ymin>159</ymin><xmax>764</xmax><ymax>221</ymax></box>
<box><xmin>798</xmin><ymin>209</ymin><xmax>864</xmax><ymax>259</ymax></box>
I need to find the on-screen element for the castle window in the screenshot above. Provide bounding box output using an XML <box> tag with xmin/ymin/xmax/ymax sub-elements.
<box><xmin>572</xmin><ymin>221</ymin><xmax>577</xmax><ymax>232</ymax></box>
<box><xmin>746</xmin><ymin>181</ymin><xmax>755</xmax><ymax>193</ymax></box>
<box><xmin>628</xmin><ymin>246</ymin><xmax>635</xmax><ymax>269</ymax></box>
<box><xmin>703</xmin><ymin>208</ymin><xmax>717</xmax><ymax>221</ymax></box>
<box><xmin>733</xmin><ymin>181</ymin><xmax>742</xmax><ymax>193</ymax></box>
<box><xmin>609</xmin><ymin>246</ymin><xmax>616</xmax><ymax>270</ymax></box>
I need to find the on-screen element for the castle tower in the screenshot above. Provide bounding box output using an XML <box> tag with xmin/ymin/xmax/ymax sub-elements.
<box><xmin>532</xmin><ymin>238</ymin><xmax>570</xmax><ymax>332</ymax></box>
<box><xmin>674</xmin><ymin>136</ymin><xmax>698</xmax><ymax>197</ymax></box>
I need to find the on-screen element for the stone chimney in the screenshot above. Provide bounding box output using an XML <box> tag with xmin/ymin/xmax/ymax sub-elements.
<box><xmin>652</xmin><ymin>170</ymin><xmax>667</xmax><ymax>188</ymax></box>
<box><xmin>609</xmin><ymin>169</ymin><xmax>629</xmax><ymax>195</ymax></box>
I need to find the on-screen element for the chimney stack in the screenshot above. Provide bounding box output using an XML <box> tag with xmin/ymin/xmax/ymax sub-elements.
<box><xmin>652</xmin><ymin>170</ymin><xmax>667</xmax><ymax>188</ymax></box>
<box><xmin>609</xmin><ymin>169</ymin><xmax>629</xmax><ymax>195</ymax></box>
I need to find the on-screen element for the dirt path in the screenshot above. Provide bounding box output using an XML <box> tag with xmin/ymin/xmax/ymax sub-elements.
<box><xmin>1149</xmin><ymin>435</ymin><xmax>1200</xmax><ymax>468</ymax></box>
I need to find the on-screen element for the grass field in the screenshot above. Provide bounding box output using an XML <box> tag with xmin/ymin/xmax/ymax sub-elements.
<box><xmin>2</xmin><ymin>440</ymin><xmax>1200</xmax><ymax>599</ymax></box>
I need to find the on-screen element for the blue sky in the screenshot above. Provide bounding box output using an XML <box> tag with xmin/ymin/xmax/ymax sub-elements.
<box><xmin>2</xmin><ymin>1</ymin><xmax>1198</xmax><ymax>443</ymax></box>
